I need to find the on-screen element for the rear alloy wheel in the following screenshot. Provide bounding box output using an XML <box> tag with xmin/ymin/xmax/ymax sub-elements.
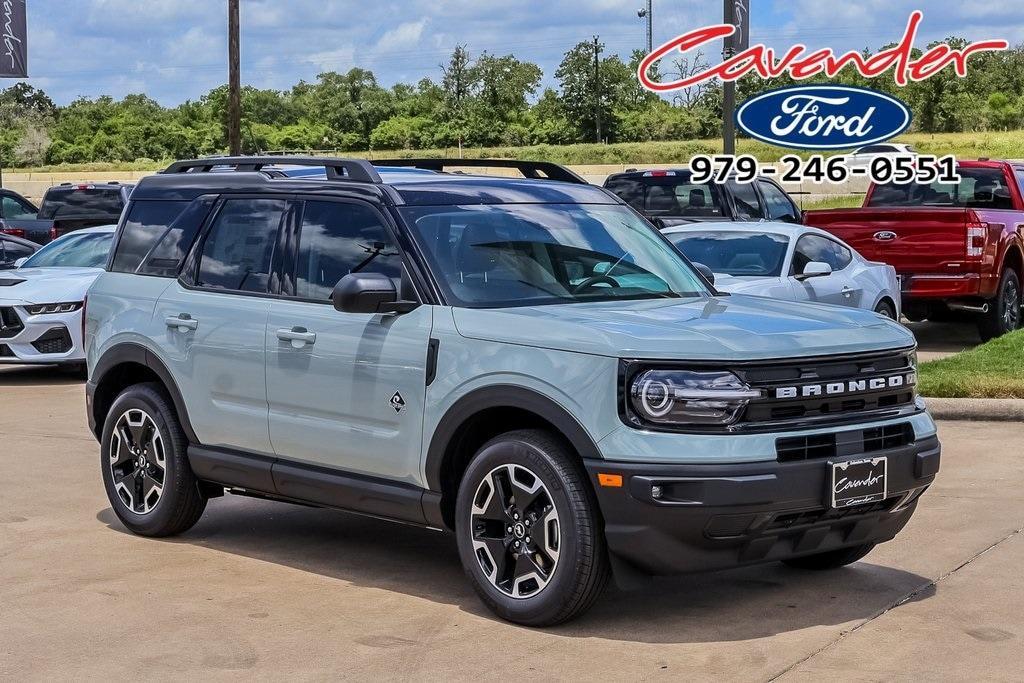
<box><xmin>100</xmin><ymin>383</ymin><xmax>207</xmax><ymax>537</ymax></box>
<box><xmin>455</xmin><ymin>429</ymin><xmax>609</xmax><ymax>626</ymax></box>
<box><xmin>978</xmin><ymin>268</ymin><xmax>1021</xmax><ymax>341</ymax></box>
<box><xmin>873</xmin><ymin>301</ymin><xmax>897</xmax><ymax>320</ymax></box>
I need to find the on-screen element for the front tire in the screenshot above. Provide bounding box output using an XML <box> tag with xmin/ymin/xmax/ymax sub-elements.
<box><xmin>873</xmin><ymin>300</ymin><xmax>896</xmax><ymax>320</ymax></box>
<box><xmin>455</xmin><ymin>429</ymin><xmax>609</xmax><ymax>626</ymax></box>
<box><xmin>977</xmin><ymin>268</ymin><xmax>1021</xmax><ymax>341</ymax></box>
<box><xmin>100</xmin><ymin>382</ymin><xmax>206</xmax><ymax>537</ymax></box>
<box><xmin>782</xmin><ymin>543</ymin><xmax>875</xmax><ymax>570</ymax></box>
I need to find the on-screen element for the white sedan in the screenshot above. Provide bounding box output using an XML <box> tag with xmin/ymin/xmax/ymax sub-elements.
<box><xmin>664</xmin><ymin>222</ymin><xmax>901</xmax><ymax>319</ymax></box>
<box><xmin>0</xmin><ymin>225</ymin><xmax>115</xmax><ymax>368</ymax></box>
<box><xmin>843</xmin><ymin>142</ymin><xmax>917</xmax><ymax>168</ymax></box>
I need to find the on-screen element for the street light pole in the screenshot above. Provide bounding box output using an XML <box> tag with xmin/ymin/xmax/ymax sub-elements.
<box><xmin>227</xmin><ymin>0</ymin><xmax>242</xmax><ymax>156</ymax></box>
<box><xmin>593</xmin><ymin>36</ymin><xmax>602</xmax><ymax>143</ymax></box>
<box><xmin>637</xmin><ymin>0</ymin><xmax>653</xmax><ymax>54</ymax></box>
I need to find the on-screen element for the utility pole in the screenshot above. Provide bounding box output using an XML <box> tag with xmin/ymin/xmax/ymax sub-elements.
<box><xmin>722</xmin><ymin>0</ymin><xmax>749</xmax><ymax>156</ymax></box>
<box><xmin>638</xmin><ymin>0</ymin><xmax>653</xmax><ymax>54</ymax></box>
<box><xmin>593</xmin><ymin>36</ymin><xmax>602</xmax><ymax>143</ymax></box>
<box><xmin>227</xmin><ymin>0</ymin><xmax>242</xmax><ymax>156</ymax></box>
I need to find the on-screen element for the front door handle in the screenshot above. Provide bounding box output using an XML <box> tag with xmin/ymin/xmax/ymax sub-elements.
<box><xmin>276</xmin><ymin>326</ymin><xmax>316</xmax><ymax>346</ymax></box>
<box><xmin>165</xmin><ymin>314</ymin><xmax>198</xmax><ymax>332</ymax></box>
<box><xmin>842</xmin><ymin>286</ymin><xmax>853</xmax><ymax>298</ymax></box>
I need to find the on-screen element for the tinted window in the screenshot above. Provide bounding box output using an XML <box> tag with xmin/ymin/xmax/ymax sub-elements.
<box><xmin>110</xmin><ymin>200</ymin><xmax>190</xmax><ymax>273</ymax></box>
<box><xmin>22</xmin><ymin>231</ymin><xmax>113</xmax><ymax>268</ymax></box>
<box><xmin>197</xmin><ymin>199</ymin><xmax>286</xmax><ymax>293</ymax></box>
<box><xmin>2</xmin><ymin>195</ymin><xmax>37</xmax><ymax>219</ymax></box>
<box><xmin>3</xmin><ymin>240</ymin><xmax>34</xmax><ymax>260</ymax></box>
<box><xmin>868</xmin><ymin>167</ymin><xmax>1013</xmax><ymax>210</ymax></box>
<box><xmin>294</xmin><ymin>201</ymin><xmax>403</xmax><ymax>301</ymax></box>
<box><xmin>1015</xmin><ymin>168</ymin><xmax>1024</xmax><ymax>199</ymax></box>
<box><xmin>758</xmin><ymin>180</ymin><xmax>798</xmax><ymax>221</ymax></box>
<box><xmin>728</xmin><ymin>181</ymin><xmax>764</xmax><ymax>220</ymax></box>
<box><xmin>603</xmin><ymin>177</ymin><xmax>644</xmax><ymax>211</ymax></box>
<box><xmin>670</xmin><ymin>231</ymin><xmax>789</xmax><ymax>276</ymax></box>
<box><xmin>38</xmin><ymin>187</ymin><xmax>126</xmax><ymax>219</ymax></box>
<box><xmin>792</xmin><ymin>234</ymin><xmax>852</xmax><ymax>274</ymax></box>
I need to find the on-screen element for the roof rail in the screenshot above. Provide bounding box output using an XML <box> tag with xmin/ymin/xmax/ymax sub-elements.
<box><xmin>372</xmin><ymin>158</ymin><xmax>588</xmax><ymax>185</ymax></box>
<box><xmin>161</xmin><ymin>156</ymin><xmax>383</xmax><ymax>183</ymax></box>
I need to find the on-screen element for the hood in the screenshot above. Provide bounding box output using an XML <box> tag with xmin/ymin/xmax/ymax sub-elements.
<box><xmin>0</xmin><ymin>267</ymin><xmax>103</xmax><ymax>305</ymax></box>
<box><xmin>452</xmin><ymin>295</ymin><xmax>913</xmax><ymax>361</ymax></box>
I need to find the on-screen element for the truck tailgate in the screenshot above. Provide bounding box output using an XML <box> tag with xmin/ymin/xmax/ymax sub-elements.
<box><xmin>805</xmin><ymin>208</ymin><xmax>969</xmax><ymax>272</ymax></box>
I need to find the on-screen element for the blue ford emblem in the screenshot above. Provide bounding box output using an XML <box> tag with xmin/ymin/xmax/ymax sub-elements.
<box><xmin>735</xmin><ymin>85</ymin><xmax>912</xmax><ymax>150</ymax></box>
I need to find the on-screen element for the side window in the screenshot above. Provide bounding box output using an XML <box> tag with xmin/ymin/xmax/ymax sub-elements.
<box><xmin>4</xmin><ymin>240</ymin><xmax>34</xmax><ymax>260</ymax></box>
<box><xmin>1015</xmin><ymin>169</ymin><xmax>1024</xmax><ymax>199</ymax></box>
<box><xmin>727</xmin><ymin>181</ymin><xmax>764</xmax><ymax>220</ymax></box>
<box><xmin>604</xmin><ymin>178</ymin><xmax>645</xmax><ymax>211</ymax></box>
<box><xmin>2</xmin><ymin>195</ymin><xmax>37</xmax><ymax>220</ymax></box>
<box><xmin>792</xmin><ymin>234</ymin><xmax>851</xmax><ymax>274</ymax></box>
<box><xmin>197</xmin><ymin>199</ymin><xmax>287</xmax><ymax>293</ymax></box>
<box><xmin>294</xmin><ymin>200</ymin><xmax>403</xmax><ymax>301</ymax></box>
<box><xmin>758</xmin><ymin>180</ymin><xmax>798</xmax><ymax>222</ymax></box>
<box><xmin>110</xmin><ymin>200</ymin><xmax>189</xmax><ymax>273</ymax></box>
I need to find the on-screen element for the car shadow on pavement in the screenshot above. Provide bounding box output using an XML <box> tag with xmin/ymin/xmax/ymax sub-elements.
<box><xmin>97</xmin><ymin>493</ymin><xmax>934</xmax><ymax>642</ymax></box>
<box><xmin>0</xmin><ymin>364</ymin><xmax>84</xmax><ymax>385</ymax></box>
<box><xmin>906</xmin><ymin>320</ymin><xmax>981</xmax><ymax>360</ymax></box>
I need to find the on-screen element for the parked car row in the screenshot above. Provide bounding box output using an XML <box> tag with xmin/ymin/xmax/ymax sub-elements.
<box><xmin>0</xmin><ymin>181</ymin><xmax>132</xmax><ymax>245</ymax></box>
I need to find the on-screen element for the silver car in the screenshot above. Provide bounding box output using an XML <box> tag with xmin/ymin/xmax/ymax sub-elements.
<box><xmin>665</xmin><ymin>221</ymin><xmax>901</xmax><ymax>319</ymax></box>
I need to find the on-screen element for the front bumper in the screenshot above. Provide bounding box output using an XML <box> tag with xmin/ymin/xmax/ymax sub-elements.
<box><xmin>584</xmin><ymin>434</ymin><xmax>939</xmax><ymax>575</ymax></box>
<box><xmin>0</xmin><ymin>304</ymin><xmax>83</xmax><ymax>364</ymax></box>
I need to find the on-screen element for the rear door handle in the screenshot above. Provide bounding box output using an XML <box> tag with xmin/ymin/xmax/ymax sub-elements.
<box><xmin>276</xmin><ymin>326</ymin><xmax>316</xmax><ymax>345</ymax></box>
<box><xmin>165</xmin><ymin>314</ymin><xmax>198</xmax><ymax>332</ymax></box>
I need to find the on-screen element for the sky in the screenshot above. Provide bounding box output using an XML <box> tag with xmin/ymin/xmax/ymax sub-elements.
<box><xmin>14</xmin><ymin>0</ymin><xmax>1024</xmax><ymax>106</ymax></box>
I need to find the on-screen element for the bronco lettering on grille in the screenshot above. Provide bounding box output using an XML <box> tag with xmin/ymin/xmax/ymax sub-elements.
<box><xmin>775</xmin><ymin>373</ymin><xmax>915</xmax><ymax>399</ymax></box>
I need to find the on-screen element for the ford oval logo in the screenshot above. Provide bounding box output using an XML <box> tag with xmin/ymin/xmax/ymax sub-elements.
<box><xmin>735</xmin><ymin>85</ymin><xmax>912</xmax><ymax>150</ymax></box>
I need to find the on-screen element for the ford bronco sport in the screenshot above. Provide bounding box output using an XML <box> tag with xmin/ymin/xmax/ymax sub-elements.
<box><xmin>85</xmin><ymin>157</ymin><xmax>940</xmax><ymax>626</ymax></box>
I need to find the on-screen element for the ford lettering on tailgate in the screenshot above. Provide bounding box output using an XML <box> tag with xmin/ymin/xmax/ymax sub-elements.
<box><xmin>736</xmin><ymin>85</ymin><xmax>912</xmax><ymax>150</ymax></box>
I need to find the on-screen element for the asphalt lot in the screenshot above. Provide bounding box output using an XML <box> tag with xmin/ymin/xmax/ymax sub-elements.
<box><xmin>2</xmin><ymin>320</ymin><xmax>1018</xmax><ymax>681</ymax></box>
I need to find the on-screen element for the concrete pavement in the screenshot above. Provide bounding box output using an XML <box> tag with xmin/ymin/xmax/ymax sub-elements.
<box><xmin>1</xmin><ymin>364</ymin><xmax>1021</xmax><ymax>681</ymax></box>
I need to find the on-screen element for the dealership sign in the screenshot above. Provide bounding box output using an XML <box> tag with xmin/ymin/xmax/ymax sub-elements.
<box><xmin>0</xmin><ymin>0</ymin><xmax>27</xmax><ymax>78</ymax></box>
<box><xmin>735</xmin><ymin>85</ymin><xmax>912</xmax><ymax>150</ymax></box>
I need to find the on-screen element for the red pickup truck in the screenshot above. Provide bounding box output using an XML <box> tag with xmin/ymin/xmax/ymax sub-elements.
<box><xmin>805</xmin><ymin>160</ymin><xmax>1024</xmax><ymax>340</ymax></box>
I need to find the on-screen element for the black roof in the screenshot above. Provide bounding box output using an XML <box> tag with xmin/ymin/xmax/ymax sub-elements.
<box><xmin>134</xmin><ymin>156</ymin><xmax>617</xmax><ymax>206</ymax></box>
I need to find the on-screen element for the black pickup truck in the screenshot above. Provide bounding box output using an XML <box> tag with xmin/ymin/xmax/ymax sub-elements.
<box><xmin>0</xmin><ymin>182</ymin><xmax>134</xmax><ymax>244</ymax></box>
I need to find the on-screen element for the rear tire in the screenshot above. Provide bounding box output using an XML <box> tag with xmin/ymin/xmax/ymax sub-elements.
<box><xmin>455</xmin><ymin>429</ymin><xmax>609</xmax><ymax>626</ymax></box>
<box><xmin>782</xmin><ymin>543</ymin><xmax>876</xmax><ymax>570</ymax></box>
<box><xmin>99</xmin><ymin>382</ymin><xmax>206</xmax><ymax>537</ymax></box>
<box><xmin>977</xmin><ymin>268</ymin><xmax>1021</xmax><ymax>341</ymax></box>
<box><xmin>873</xmin><ymin>300</ymin><xmax>896</xmax><ymax>320</ymax></box>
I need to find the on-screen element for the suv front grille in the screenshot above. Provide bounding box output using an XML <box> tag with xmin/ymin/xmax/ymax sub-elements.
<box><xmin>31</xmin><ymin>327</ymin><xmax>73</xmax><ymax>354</ymax></box>
<box><xmin>0</xmin><ymin>307</ymin><xmax>23</xmax><ymax>338</ymax></box>
<box><xmin>736</xmin><ymin>349</ymin><xmax>918</xmax><ymax>431</ymax></box>
<box><xmin>776</xmin><ymin>422</ymin><xmax>914</xmax><ymax>462</ymax></box>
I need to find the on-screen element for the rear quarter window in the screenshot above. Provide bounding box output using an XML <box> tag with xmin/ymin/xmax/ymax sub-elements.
<box><xmin>109</xmin><ymin>200</ymin><xmax>191</xmax><ymax>275</ymax></box>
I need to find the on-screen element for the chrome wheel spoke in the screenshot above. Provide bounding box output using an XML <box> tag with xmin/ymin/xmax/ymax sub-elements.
<box><xmin>109</xmin><ymin>408</ymin><xmax>165</xmax><ymax>516</ymax></box>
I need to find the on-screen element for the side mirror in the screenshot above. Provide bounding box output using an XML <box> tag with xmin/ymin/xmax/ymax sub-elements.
<box><xmin>693</xmin><ymin>262</ymin><xmax>715</xmax><ymax>286</ymax></box>
<box><xmin>13</xmin><ymin>257</ymin><xmax>27</xmax><ymax>268</ymax></box>
<box><xmin>332</xmin><ymin>273</ymin><xmax>419</xmax><ymax>314</ymax></box>
<box><xmin>795</xmin><ymin>261</ymin><xmax>832</xmax><ymax>281</ymax></box>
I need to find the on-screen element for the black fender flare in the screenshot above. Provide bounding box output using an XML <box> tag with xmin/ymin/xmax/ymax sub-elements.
<box><xmin>91</xmin><ymin>342</ymin><xmax>198</xmax><ymax>443</ymax></box>
<box><xmin>423</xmin><ymin>385</ymin><xmax>602</xmax><ymax>492</ymax></box>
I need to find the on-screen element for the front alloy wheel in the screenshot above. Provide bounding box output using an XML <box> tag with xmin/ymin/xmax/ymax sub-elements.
<box><xmin>470</xmin><ymin>464</ymin><xmax>560</xmax><ymax>599</ymax></box>
<box><xmin>109</xmin><ymin>408</ymin><xmax>166</xmax><ymax>515</ymax></box>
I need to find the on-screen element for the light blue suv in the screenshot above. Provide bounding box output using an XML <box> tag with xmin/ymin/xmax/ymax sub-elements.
<box><xmin>85</xmin><ymin>157</ymin><xmax>940</xmax><ymax>625</ymax></box>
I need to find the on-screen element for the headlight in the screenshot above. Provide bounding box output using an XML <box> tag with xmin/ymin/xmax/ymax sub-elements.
<box><xmin>629</xmin><ymin>369</ymin><xmax>763</xmax><ymax>427</ymax></box>
<box><xmin>25</xmin><ymin>302</ymin><xmax>82</xmax><ymax>315</ymax></box>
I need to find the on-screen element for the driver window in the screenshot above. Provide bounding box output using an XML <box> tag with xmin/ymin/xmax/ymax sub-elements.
<box><xmin>792</xmin><ymin>234</ymin><xmax>837</xmax><ymax>275</ymax></box>
<box><xmin>758</xmin><ymin>180</ymin><xmax>798</xmax><ymax>222</ymax></box>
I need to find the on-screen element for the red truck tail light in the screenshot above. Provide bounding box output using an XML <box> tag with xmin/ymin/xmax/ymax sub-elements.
<box><xmin>966</xmin><ymin>218</ymin><xmax>988</xmax><ymax>258</ymax></box>
<box><xmin>1</xmin><ymin>228</ymin><xmax>26</xmax><ymax>238</ymax></box>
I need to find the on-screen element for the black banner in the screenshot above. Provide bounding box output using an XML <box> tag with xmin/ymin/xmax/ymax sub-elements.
<box><xmin>725</xmin><ymin>0</ymin><xmax>750</xmax><ymax>54</ymax></box>
<box><xmin>0</xmin><ymin>0</ymin><xmax>27</xmax><ymax>78</ymax></box>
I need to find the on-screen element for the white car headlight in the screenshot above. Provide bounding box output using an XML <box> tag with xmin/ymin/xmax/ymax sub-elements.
<box><xmin>628</xmin><ymin>369</ymin><xmax>763</xmax><ymax>427</ymax></box>
<box><xmin>25</xmin><ymin>302</ymin><xmax>83</xmax><ymax>315</ymax></box>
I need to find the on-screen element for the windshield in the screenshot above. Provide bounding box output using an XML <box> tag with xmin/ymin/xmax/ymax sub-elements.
<box><xmin>400</xmin><ymin>203</ymin><xmax>708</xmax><ymax>307</ymax></box>
<box><xmin>605</xmin><ymin>175</ymin><xmax>726</xmax><ymax>218</ymax></box>
<box><xmin>669</xmin><ymin>231</ymin><xmax>790</xmax><ymax>277</ymax></box>
<box><xmin>22</xmin><ymin>231</ymin><xmax>113</xmax><ymax>268</ymax></box>
<box><xmin>867</xmin><ymin>167</ymin><xmax>1013</xmax><ymax>209</ymax></box>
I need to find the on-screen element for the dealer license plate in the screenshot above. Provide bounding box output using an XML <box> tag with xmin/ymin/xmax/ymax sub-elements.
<box><xmin>830</xmin><ymin>457</ymin><xmax>888</xmax><ymax>509</ymax></box>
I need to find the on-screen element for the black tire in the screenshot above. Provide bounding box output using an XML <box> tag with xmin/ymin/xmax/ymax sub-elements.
<box><xmin>873</xmin><ymin>300</ymin><xmax>897</xmax><ymax>320</ymax></box>
<box><xmin>782</xmin><ymin>543</ymin><xmax>876</xmax><ymax>570</ymax></box>
<box><xmin>100</xmin><ymin>382</ymin><xmax>206</xmax><ymax>537</ymax></box>
<box><xmin>977</xmin><ymin>268</ymin><xmax>1021</xmax><ymax>341</ymax></box>
<box><xmin>455</xmin><ymin>429</ymin><xmax>609</xmax><ymax>626</ymax></box>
